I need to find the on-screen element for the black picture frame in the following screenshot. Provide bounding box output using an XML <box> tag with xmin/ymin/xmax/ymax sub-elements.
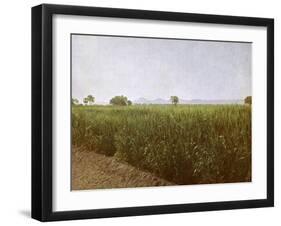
<box><xmin>32</xmin><ymin>4</ymin><xmax>274</xmax><ymax>222</ymax></box>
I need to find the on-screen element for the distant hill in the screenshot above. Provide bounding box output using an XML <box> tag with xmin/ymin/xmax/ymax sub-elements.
<box><xmin>134</xmin><ymin>98</ymin><xmax>244</xmax><ymax>105</ymax></box>
<box><xmin>134</xmin><ymin>98</ymin><xmax>168</xmax><ymax>104</ymax></box>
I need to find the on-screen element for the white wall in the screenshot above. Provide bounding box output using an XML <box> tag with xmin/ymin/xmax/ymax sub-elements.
<box><xmin>0</xmin><ymin>0</ymin><xmax>279</xmax><ymax>225</ymax></box>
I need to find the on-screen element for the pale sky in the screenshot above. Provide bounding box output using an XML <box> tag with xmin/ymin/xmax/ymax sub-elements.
<box><xmin>72</xmin><ymin>34</ymin><xmax>251</xmax><ymax>104</ymax></box>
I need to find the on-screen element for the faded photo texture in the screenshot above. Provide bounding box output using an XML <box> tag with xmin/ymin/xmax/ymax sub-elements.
<box><xmin>71</xmin><ymin>34</ymin><xmax>252</xmax><ymax>190</ymax></box>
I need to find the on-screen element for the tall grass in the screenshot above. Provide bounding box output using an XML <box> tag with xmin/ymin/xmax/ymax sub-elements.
<box><xmin>72</xmin><ymin>105</ymin><xmax>251</xmax><ymax>185</ymax></box>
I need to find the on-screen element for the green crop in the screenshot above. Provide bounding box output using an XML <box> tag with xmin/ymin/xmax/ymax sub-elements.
<box><xmin>72</xmin><ymin>104</ymin><xmax>251</xmax><ymax>185</ymax></box>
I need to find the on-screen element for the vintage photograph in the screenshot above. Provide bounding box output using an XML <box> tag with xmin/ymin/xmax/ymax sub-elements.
<box><xmin>71</xmin><ymin>34</ymin><xmax>252</xmax><ymax>190</ymax></box>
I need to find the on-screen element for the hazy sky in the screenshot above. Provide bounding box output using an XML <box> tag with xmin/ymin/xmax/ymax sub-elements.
<box><xmin>72</xmin><ymin>34</ymin><xmax>251</xmax><ymax>103</ymax></box>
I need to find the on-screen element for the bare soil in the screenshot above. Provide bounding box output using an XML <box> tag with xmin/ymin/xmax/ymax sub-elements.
<box><xmin>72</xmin><ymin>147</ymin><xmax>174</xmax><ymax>190</ymax></box>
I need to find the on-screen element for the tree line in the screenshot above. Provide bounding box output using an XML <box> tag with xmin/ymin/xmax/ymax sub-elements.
<box><xmin>72</xmin><ymin>95</ymin><xmax>180</xmax><ymax>106</ymax></box>
<box><xmin>72</xmin><ymin>95</ymin><xmax>133</xmax><ymax>106</ymax></box>
<box><xmin>72</xmin><ymin>95</ymin><xmax>252</xmax><ymax>106</ymax></box>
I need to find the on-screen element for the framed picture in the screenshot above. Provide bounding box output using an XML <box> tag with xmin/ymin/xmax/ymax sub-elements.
<box><xmin>32</xmin><ymin>4</ymin><xmax>274</xmax><ymax>222</ymax></box>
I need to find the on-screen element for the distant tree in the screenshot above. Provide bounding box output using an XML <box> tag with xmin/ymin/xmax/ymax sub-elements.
<box><xmin>127</xmin><ymin>100</ymin><xmax>132</xmax><ymax>106</ymax></box>
<box><xmin>244</xmin><ymin>96</ymin><xmax>252</xmax><ymax>105</ymax></box>
<box><xmin>72</xmin><ymin>98</ymin><xmax>79</xmax><ymax>105</ymax></box>
<box><xmin>170</xmin><ymin>96</ymin><xmax>179</xmax><ymax>106</ymax></box>
<box><xmin>110</xmin><ymin>95</ymin><xmax>129</xmax><ymax>106</ymax></box>
<box><xmin>86</xmin><ymin>95</ymin><xmax>95</xmax><ymax>105</ymax></box>
<box><xmin>83</xmin><ymin>95</ymin><xmax>95</xmax><ymax>105</ymax></box>
<box><xmin>83</xmin><ymin>98</ymin><xmax>88</xmax><ymax>105</ymax></box>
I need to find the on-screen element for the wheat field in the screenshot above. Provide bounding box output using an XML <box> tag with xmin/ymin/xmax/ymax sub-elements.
<box><xmin>72</xmin><ymin>104</ymin><xmax>251</xmax><ymax>186</ymax></box>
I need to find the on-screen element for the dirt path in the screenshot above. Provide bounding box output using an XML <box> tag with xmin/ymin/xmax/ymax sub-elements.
<box><xmin>72</xmin><ymin>147</ymin><xmax>174</xmax><ymax>190</ymax></box>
